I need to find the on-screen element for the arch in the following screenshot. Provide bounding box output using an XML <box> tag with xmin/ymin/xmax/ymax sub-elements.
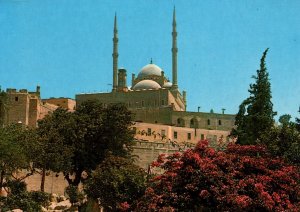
<box><xmin>190</xmin><ymin>117</ymin><xmax>199</xmax><ymax>128</ymax></box>
<box><xmin>177</xmin><ymin>117</ymin><xmax>185</xmax><ymax>127</ymax></box>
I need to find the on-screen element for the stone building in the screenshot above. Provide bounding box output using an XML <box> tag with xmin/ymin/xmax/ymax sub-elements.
<box><xmin>3</xmin><ymin>86</ymin><xmax>56</xmax><ymax>127</ymax></box>
<box><xmin>43</xmin><ymin>97</ymin><xmax>76</xmax><ymax>112</ymax></box>
<box><xmin>76</xmin><ymin>9</ymin><xmax>235</xmax><ymax>143</ymax></box>
<box><xmin>2</xmin><ymin>86</ymin><xmax>75</xmax><ymax>127</ymax></box>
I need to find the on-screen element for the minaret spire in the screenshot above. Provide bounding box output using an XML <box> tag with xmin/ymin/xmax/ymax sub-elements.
<box><xmin>172</xmin><ymin>7</ymin><xmax>178</xmax><ymax>89</ymax></box>
<box><xmin>112</xmin><ymin>13</ymin><xmax>118</xmax><ymax>92</ymax></box>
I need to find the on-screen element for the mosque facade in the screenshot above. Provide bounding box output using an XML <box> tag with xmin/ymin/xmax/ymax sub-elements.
<box><xmin>76</xmin><ymin>9</ymin><xmax>236</xmax><ymax>144</ymax></box>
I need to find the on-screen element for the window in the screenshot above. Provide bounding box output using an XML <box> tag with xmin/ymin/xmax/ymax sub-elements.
<box><xmin>218</xmin><ymin>120</ymin><xmax>222</xmax><ymax>125</ymax></box>
<box><xmin>161</xmin><ymin>99</ymin><xmax>165</xmax><ymax>105</ymax></box>
<box><xmin>187</xmin><ymin>133</ymin><xmax>191</xmax><ymax>140</ymax></box>
<box><xmin>177</xmin><ymin>118</ymin><xmax>185</xmax><ymax>127</ymax></box>
<box><xmin>15</xmin><ymin>97</ymin><xmax>18</xmax><ymax>101</ymax></box>
<box><xmin>207</xmin><ymin>119</ymin><xmax>211</xmax><ymax>125</ymax></box>
<box><xmin>147</xmin><ymin>128</ymin><xmax>151</xmax><ymax>135</ymax></box>
<box><xmin>190</xmin><ymin>118</ymin><xmax>198</xmax><ymax>128</ymax></box>
<box><xmin>201</xmin><ymin>134</ymin><xmax>205</xmax><ymax>140</ymax></box>
<box><xmin>161</xmin><ymin>129</ymin><xmax>166</xmax><ymax>137</ymax></box>
<box><xmin>174</xmin><ymin>131</ymin><xmax>177</xmax><ymax>139</ymax></box>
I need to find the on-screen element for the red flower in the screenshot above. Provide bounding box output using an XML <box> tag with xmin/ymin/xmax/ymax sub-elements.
<box><xmin>199</xmin><ymin>190</ymin><xmax>210</xmax><ymax>199</ymax></box>
<box><xmin>118</xmin><ymin>202</ymin><xmax>130</xmax><ymax>211</ymax></box>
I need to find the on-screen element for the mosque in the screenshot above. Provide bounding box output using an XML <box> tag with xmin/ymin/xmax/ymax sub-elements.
<box><xmin>76</xmin><ymin>9</ymin><xmax>236</xmax><ymax>144</ymax></box>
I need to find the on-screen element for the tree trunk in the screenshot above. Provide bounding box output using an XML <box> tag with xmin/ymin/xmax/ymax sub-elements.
<box><xmin>40</xmin><ymin>168</ymin><xmax>46</xmax><ymax>192</ymax></box>
<box><xmin>0</xmin><ymin>170</ymin><xmax>4</xmax><ymax>189</ymax></box>
<box><xmin>65</xmin><ymin>169</ymin><xmax>82</xmax><ymax>187</ymax></box>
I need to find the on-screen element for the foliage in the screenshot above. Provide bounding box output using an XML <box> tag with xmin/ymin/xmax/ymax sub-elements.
<box><xmin>29</xmin><ymin>100</ymin><xmax>134</xmax><ymax>187</ymax></box>
<box><xmin>85</xmin><ymin>155</ymin><xmax>146</xmax><ymax>211</ymax></box>
<box><xmin>296</xmin><ymin>107</ymin><xmax>300</xmax><ymax>132</ymax></box>
<box><xmin>0</xmin><ymin>124</ymin><xmax>33</xmax><ymax>189</ymax></box>
<box><xmin>260</xmin><ymin>114</ymin><xmax>300</xmax><ymax>165</ymax></box>
<box><xmin>0</xmin><ymin>180</ymin><xmax>50</xmax><ymax>211</ymax></box>
<box><xmin>5</xmin><ymin>179</ymin><xmax>27</xmax><ymax>195</ymax></box>
<box><xmin>232</xmin><ymin>49</ymin><xmax>276</xmax><ymax>144</ymax></box>
<box><xmin>29</xmin><ymin>191</ymin><xmax>51</xmax><ymax>207</ymax></box>
<box><xmin>32</xmin><ymin>108</ymin><xmax>75</xmax><ymax>191</ymax></box>
<box><xmin>136</xmin><ymin>140</ymin><xmax>300</xmax><ymax>211</ymax></box>
<box><xmin>67</xmin><ymin>100</ymin><xmax>135</xmax><ymax>186</ymax></box>
<box><xmin>36</xmin><ymin>108</ymin><xmax>75</xmax><ymax>173</ymax></box>
<box><xmin>65</xmin><ymin>185</ymin><xmax>84</xmax><ymax>205</ymax></box>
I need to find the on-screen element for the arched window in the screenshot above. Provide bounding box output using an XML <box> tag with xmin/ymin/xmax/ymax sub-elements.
<box><xmin>190</xmin><ymin>118</ymin><xmax>199</xmax><ymax>128</ymax></box>
<box><xmin>177</xmin><ymin>118</ymin><xmax>185</xmax><ymax>127</ymax></box>
<box><xmin>207</xmin><ymin>119</ymin><xmax>211</xmax><ymax>125</ymax></box>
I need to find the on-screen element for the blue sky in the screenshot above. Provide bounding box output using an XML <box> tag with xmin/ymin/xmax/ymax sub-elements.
<box><xmin>0</xmin><ymin>0</ymin><xmax>299</xmax><ymax>119</ymax></box>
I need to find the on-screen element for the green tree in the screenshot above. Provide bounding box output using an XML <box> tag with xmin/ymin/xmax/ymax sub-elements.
<box><xmin>261</xmin><ymin>114</ymin><xmax>300</xmax><ymax>165</ymax></box>
<box><xmin>36</xmin><ymin>100</ymin><xmax>135</xmax><ymax>187</ymax></box>
<box><xmin>296</xmin><ymin>107</ymin><xmax>300</xmax><ymax>132</ymax></box>
<box><xmin>31</xmin><ymin>108</ymin><xmax>75</xmax><ymax>192</ymax></box>
<box><xmin>0</xmin><ymin>124</ymin><xmax>32</xmax><ymax>190</ymax></box>
<box><xmin>232</xmin><ymin>49</ymin><xmax>276</xmax><ymax>144</ymax></box>
<box><xmin>85</xmin><ymin>155</ymin><xmax>146</xmax><ymax>211</ymax></box>
<box><xmin>65</xmin><ymin>101</ymin><xmax>135</xmax><ymax>186</ymax></box>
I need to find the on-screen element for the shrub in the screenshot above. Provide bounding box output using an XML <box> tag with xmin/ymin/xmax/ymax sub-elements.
<box><xmin>136</xmin><ymin>140</ymin><xmax>300</xmax><ymax>211</ymax></box>
<box><xmin>0</xmin><ymin>180</ymin><xmax>50</xmax><ymax>211</ymax></box>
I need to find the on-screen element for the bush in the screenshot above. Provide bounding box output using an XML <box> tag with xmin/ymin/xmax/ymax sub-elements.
<box><xmin>29</xmin><ymin>190</ymin><xmax>50</xmax><ymax>207</ymax></box>
<box><xmin>136</xmin><ymin>140</ymin><xmax>300</xmax><ymax>211</ymax></box>
<box><xmin>5</xmin><ymin>180</ymin><xmax>27</xmax><ymax>195</ymax></box>
<box><xmin>66</xmin><ymin>185</ymin><xmax>84</xmax><ymax>205</ymax></box>
<box><xmin>0</xmin><ymin>180</ymin><xmax>50</xmax><ymax>211</ymax></box>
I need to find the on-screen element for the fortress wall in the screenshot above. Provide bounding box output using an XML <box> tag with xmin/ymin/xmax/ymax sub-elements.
<box><xmin>24</xmin><ymin>140</ymin><xmax>190</xmax><ymax>195</ymax></box>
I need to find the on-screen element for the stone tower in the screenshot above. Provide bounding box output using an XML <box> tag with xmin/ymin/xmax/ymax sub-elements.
<box><xmin>172</xmin><ymin>7</ymin><xmax>178</xmax><ymax>90</ymax></box>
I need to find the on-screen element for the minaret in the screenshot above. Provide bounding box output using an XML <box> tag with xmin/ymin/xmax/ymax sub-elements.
<box><xmin>112</xmin><ymin>13</ymin><xmax>118</xmax><ymax>92</ymax></box>
<box><xmin>171</xmin><ymin>7</ymin><xmax>178</xmax><ymax>90</ymax></box>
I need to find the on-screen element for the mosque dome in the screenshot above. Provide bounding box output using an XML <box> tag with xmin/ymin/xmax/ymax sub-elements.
<box><xmin>137</xmin><ymin>64</ymin><xmax>162</xmax><ymax>79</ymax></box>
<box><xmin>163</xmin><ymin>82</ymin><xmax>172</xmax><ymax>88</ymax></box>
<box><xmin>132</xmin><ymin>80</ymin><xmax>161</xmax><ymax>90</ymax></box>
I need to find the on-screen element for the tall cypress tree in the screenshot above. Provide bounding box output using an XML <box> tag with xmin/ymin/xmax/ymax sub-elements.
<box><xmin>296</xmin><ymin>107</ymin><xmax>300</xmax><ymax>132</ymax></box>
<box><xmin>232</xmin><ymin>49</ymin><xmax>276</xmax><ymax>144</ymax></box>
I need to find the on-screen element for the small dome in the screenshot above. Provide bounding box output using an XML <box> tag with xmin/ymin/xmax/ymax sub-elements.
<box><xmin>163</xmin><ymin>82</ymin><xmax>172</xmax><ymax>88</ymax></box>
<box><xmin>133</xmin><ymin>80</ymin><xmax>161</xmax><ymax>90</ymax></box>
<box><xmin>137</xmin><ymin>64</ymin><xmax>162</xmax><ymax>79</ymax></box>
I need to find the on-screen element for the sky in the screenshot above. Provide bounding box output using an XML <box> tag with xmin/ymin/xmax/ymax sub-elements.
<box><xmin>0</xmin><ymin>0</ymin><xmax>299</xmax><ymax>119</ymax></box>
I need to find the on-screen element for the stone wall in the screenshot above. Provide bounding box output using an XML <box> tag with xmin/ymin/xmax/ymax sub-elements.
<box><xmin>133</xmin><ymin>122</ymin><xmax>232</xmax><ymax>144</ymax></box>
<box><xmin>25</xmin><ymin>140</ymin><xmax>192</xmax><ymax>195</ymax></box>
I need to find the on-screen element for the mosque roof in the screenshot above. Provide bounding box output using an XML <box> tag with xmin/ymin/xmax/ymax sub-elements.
<box><xmin>132</xmin><ymin>80</ymin><xmax>162</xmax><ymax>90</ymax></box>
<box><xmin>163</xmin><ymin>82</ymin><xmax>172</xmax><ymax>88</ymax></box>
<box><xmin>137</xmin><ymin>63</ymin><xmax>162</xmax><ymax>79</ymax></box>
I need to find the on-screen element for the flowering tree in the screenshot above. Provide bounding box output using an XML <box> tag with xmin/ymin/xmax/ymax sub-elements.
<box><xmin>136</xmin><ymin>140</ymin><xmax>300</xmax><ymax>211</ymax></box>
